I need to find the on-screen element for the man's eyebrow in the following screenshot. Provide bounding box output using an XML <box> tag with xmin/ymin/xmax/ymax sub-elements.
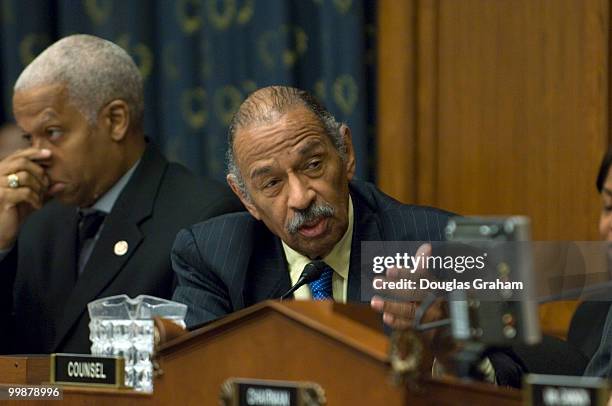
<box><xmin>604</xmin><ymin>187</ymin><xmax>612</xmax><ymax>197</ymax></box>
<box><xmin>250</xmin><ymin>166</ymin><xmax>273</xmax><ymax>180</ymax></box>
<box><xmin>297</xmin><ymin>139</ymin><xmax>325</xmax><ymax>156</ymax></box>
<box><xmin>40</xmin><ymin>110</ymin><xmax>58</xmax><ymax>123</ymax></box>
<box><xmin>29</xmin><ymin>110</ymin><xmax>58</xmax><ymax>132</ymax></box>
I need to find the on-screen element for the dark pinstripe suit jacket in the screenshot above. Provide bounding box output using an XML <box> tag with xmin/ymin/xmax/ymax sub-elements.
<box><xmin>172</xmin><ymin>180</ymin><xmax>453</xmax><ymax>327</ymax></box>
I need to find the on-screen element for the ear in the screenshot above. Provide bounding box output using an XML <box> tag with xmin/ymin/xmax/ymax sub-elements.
<box><xmin>227</xmin><ymin>174</ymin><xmax>261</xmax><ymax>220</ymax></box>
<box><xmin>340</xmin><ymin>125</ymin><xmax>356</xmax><ymax>181</ymax></box>
<box><xmin>99</xmin><ymin>100</ymin><xmax>130</xmax><ymax>142</ymax></box>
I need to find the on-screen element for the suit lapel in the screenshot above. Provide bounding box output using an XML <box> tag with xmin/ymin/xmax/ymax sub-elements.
<box><xmin>42</xmin><ymin>206</ymin><xmax>80</xmax><ymax>325</ymax></box>
<box><xmin>244</xmin><ymin>227</ymin><xmax>290</xmax><ymax>306</ymax></box>
<box><xmin>53</xmin><ymin>145</ymin><xmax>168</xmax><ymax>350</ymax></box>
<box><xmin>50</xmin><ymin>206</ymin><xmax>79</xmax><ymax>287</ymax></box>
<box><xmin>347</xmin><ymin>189</ymin><xmax>383</xmax><ymax>302</ymax></box>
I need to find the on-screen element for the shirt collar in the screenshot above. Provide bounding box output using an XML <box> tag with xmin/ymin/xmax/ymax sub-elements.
<box><xmin>282</xmin><ymin>196</ymin><xmax>354</xmax><ymax>280</ymax></box>
<box><xmin>88</xmin><ymin>159</ymin><xmax>141</xmax><ymax>214</ymax></box>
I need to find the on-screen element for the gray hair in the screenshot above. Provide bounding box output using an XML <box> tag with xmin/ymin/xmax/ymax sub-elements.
<box><xmin>226</xmin><ymin>86</ymin><xmax>346</xmax><ymax>199</ymax></box>
<box><xmin>14</xmin><ymin>34</ymin><xmax>144</xmax><ymax>128</ymax></box>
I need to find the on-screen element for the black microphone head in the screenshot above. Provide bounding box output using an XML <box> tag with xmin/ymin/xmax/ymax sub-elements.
<box><xmin>279</xmin><ymin>261</ymin><xmax>328</xmax><ymax>301</ymax></box>
<box><xmin>300</xmin><ymin>261</ymin><xmax>327</xmax><ymax>283</ymax></box>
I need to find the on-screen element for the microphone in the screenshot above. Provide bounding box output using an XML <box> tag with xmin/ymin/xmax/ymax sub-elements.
<box><xmin>280</xmin><ymin>261</ymin><xmax>327</xmax><ymax>300</ymax></box>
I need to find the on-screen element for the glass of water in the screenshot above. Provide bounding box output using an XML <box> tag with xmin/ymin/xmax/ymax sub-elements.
<box><xmin>88</xmin><ymin>295</ymin><xmax>187</xmax><ymax>392</ymax></box>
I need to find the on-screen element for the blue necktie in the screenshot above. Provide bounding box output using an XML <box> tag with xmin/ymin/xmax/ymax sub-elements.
<box><xmin>308</xmin><ymin>262</ymin><xmax>334</xmax><ymax>300</ymax></box>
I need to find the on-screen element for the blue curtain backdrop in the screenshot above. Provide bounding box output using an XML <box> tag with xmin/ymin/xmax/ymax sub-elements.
<box><xmin>0</xmin><ymin>0</ymin><xmax>376</xmax><ymax>182</ymax></box>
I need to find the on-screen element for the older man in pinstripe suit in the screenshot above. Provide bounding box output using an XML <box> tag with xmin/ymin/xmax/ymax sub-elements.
<box><xmin>171</xmin><ymin>86</ymin><xmax>452</xmax><ymax>328</ymax></box>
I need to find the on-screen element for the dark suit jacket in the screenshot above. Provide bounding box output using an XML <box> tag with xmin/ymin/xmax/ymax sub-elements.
<box><xmin>172</xmin><ymin>180</ymin><xmax>453</xmax><ymax>327</ymax></box>
<box><xmin>570</xmin><ymin>301</ymin><xmax>610</xmax><ymax>364</ymax></box>
<box><xmin>571</xmin><ymin>301</ymin><xmax>611</xmax><ymax>377</ymax></box>
<box><xmin>0</xmin><ymin>144</ymin><xmax>243</xmax><ymax>354</ymax></box>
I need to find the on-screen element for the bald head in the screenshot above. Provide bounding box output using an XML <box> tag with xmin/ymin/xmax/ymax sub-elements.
<box><xmin>226</xmin><ymin>86</ymin><xmax>345</xmax><ymax>196</ymax></box>
<box><xmin>14</xmin><ymin>34</ymin><xmax>144</xmax><ymax>130</ymax></box>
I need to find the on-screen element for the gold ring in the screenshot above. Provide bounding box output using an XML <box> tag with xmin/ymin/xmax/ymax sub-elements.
<box><xmin>7</xmin><ymin>173</ymin><xmax>19</xmax><ymax>189</ymax></box>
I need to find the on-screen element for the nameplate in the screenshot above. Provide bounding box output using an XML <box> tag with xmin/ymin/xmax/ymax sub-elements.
<box><xmin>50</xmin><ymin>354</ymin><xmax>124</xmax><ymax>388</ymax></box>
<box><xmin>220</xmin><ymin>378</ymin><xmax>325</xmax><ymax>406</ymax></box>
<box><xmin>524</xmin><ymin>374</ymin><xmax>609</xmax><ymax>406</ymax></box>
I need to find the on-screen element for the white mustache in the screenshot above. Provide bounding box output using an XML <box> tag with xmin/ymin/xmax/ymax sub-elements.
<box><xmin>286</xmin><ymin>203</ymin><xmax>335</xmax><ymax>234</ymax></box>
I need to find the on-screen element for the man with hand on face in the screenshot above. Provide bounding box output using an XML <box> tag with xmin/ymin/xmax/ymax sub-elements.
<box><xmin>172</xmin><ymin>85</ymin><xmax>452</xmax><ymax>329</ymax></box>
<box><xmin>0</xmin><ymin>34</ymin><xmax>242</xmax><ymax>354</ymax></box>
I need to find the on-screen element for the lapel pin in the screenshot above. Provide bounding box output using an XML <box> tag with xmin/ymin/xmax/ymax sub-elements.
<box><xmin>114</xmin><ymin>240</ymin><xmax>128</xmax><ymax>256</ymax></box>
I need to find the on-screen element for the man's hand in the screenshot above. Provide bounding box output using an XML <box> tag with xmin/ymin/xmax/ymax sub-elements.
<box><xmin>370</xmin><ymin>243</ymin><xmax>433</xmax><ymax>329</ymax></box>
<box><xmin>0</xmin><ymin>148</ymin><xmax>50</xmax><ymax>250</ymax></box>
<box><xmin>371</xmin><ymin>296</ymin><xmax>417</xmax><ymax>329</ymax></box>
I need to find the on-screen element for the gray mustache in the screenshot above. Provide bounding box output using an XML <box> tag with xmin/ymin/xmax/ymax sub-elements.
<box><xmin>286</xmin><ymin>203</ymin><xmax>335</xmax><ymax>234</ymax></box>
